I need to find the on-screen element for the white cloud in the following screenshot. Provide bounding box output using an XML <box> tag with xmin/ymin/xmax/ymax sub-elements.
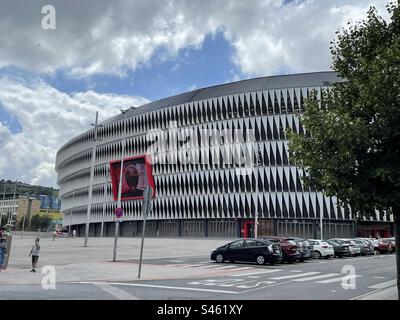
<box><xmin>0</xmin><ymin>0</ymin><xmax>391</xmax><ymax>188</ymax></box>
<box><xmin>0</xmin><ymin>77</ymin><xmax>149</xmax><ymax>187</ymax></box>
<box><xmin>0</xmin><ymin>0</ymin><xmax>389</xmax><ymax>78</ymax></box>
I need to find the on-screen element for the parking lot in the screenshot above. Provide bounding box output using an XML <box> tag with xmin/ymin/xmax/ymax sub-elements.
<box><xmin>0</xmin><ymin>237</ymin><xmax>397</xmax><ymax>300</ymax></box>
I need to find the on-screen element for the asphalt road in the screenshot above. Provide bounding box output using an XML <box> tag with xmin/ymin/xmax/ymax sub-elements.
<box><xmin>1</xmin><ymin>253</ymin><xmax>396</xmax><ymax>300</ymax></box>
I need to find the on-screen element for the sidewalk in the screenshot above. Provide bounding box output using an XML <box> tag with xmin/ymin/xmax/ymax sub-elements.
<box><xmin>355</xmin><ymin>286</ymin><xmax>398</xmax><ymax>300</ymax></box>
<box><xmin>0</xmin><ymin>237</ymin><xmax>231</xmax><ymax>284</ymax></box>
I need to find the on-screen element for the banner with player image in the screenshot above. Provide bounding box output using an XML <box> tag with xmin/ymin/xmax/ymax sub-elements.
<box><xmin>109</xmin><ymin>155</ymin><xmax>155</xmax><ymax>201</ymax></box>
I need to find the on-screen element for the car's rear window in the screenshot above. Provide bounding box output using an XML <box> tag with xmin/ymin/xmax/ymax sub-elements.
<box><xmin>287</xmin><ymin>240</ymin><xmax>297</xmax><ymax>246</ymax></box>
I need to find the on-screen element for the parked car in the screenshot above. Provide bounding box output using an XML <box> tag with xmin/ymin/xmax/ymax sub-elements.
<box><xmin>308</xmin><ymin>239</ymin><xmax>334</xmax><ymax>259</ymax></box>
<box><xmin>329</xmin><ymin>238</ymin><xmax>361</xmax><ymax>256</ymax></box>
<box><xmin>260</xmin><ymin>236</ymin><xmax>301</xmax><ymax>263</ymax></box>
<box><xmin>210</xmin><ymin>238</ymin><xmax>283</xmax><ymax>265</ymax></box>
<box><xmin>378</xmin><ymin>239</ymin><xmax>392</xmax><ymax>254</ymax></box>
<box><xmin>354</xmin><ymin>238</ymin><xmax>375</xmax><ymax>255</ymax></box>
<box><xmin>56</xmin><ymin>230</ymin><xmax>69</xmax><ymax>238</ymax></box>
<box><xmin>326</xmin><ymin>240</ymin><xmax>351</xmax><ymax>258</ymax></box>
<box><xmin>289</xmin><ymin>237</ymin><xmax>313</xmax><ymax>261</ymax></box>
<box><xmin>382</xmin><ymin>238</ymin><xmax>396</xmax><ymax>253</ymax></box>
<box><xmin>352</xmin><ymin>239</ymin><xmax>374</xmax><ymax>256</ymax></box>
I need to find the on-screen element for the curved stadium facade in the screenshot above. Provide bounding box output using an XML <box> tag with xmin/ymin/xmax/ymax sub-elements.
<box><xmin>55</xmin><ymin>71</ymin><xmax>394</xmax><ymax>239</ymax></box>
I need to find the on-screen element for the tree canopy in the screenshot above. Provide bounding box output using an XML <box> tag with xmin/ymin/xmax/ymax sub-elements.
<box><xmin>287</xmin><ymin>1</ymin><xmax>400</xmax><ymax>217</ymax></box>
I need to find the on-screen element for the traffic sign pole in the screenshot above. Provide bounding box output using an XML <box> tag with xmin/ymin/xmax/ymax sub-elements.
<box><xmin>112</xmin><ymin>110</ymin><xmax>127</xmax><ymax>262</ymax></box>
<box><xmin>138</xmin><ymin>186</ymin><xmax>153</xmax><ymax>279</ymax></box>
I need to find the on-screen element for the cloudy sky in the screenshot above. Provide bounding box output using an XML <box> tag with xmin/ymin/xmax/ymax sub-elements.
<box><xmin>0</xmin><ymin>0</ymin><xmax>388</xmax><ymax>187</ymax></box>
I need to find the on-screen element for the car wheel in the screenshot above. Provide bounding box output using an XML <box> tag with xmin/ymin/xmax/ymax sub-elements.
<box><xmin>215</xmin><ymin>254</ymin><xmax>224</xmax><ymax>263</ymax></box>
<box><xmin>313</xmin><ymin>251</ymin><xmax>322</xmax><ymax>259</ymax></box>
<box><xmin>256</xmin><ymin>255</ymin><xmax>265</xmax><ymax>265</ymax></box>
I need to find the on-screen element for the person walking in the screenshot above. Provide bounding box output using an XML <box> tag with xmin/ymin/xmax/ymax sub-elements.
<box><xmin>29</xmin><ymin>238</ymin><xmax>40</xmax><ymax>272</ymax></box>
<box><xmin>72</xmin><ymin>229</ymin><xmax>76</xmax><ymax>238</ymax></box>
<box><xmin>52</xmin><ymin>230</ymin><xmax>57</xmax><ymax>241</ymax></box>
<box><xmin>0</xmin><ymin>237</ymin><xmax>7</xmax><ymax>272</ymax></box>
<box><xmin>373</xmin><ymin>237</ymin><xmax>380</xmax><ymax>258</ymax></box>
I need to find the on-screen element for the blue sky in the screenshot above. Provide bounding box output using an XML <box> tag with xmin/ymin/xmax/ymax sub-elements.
<box><xmin>0</xmin><ymin>32</ymin><xmax>242</xmax><ymax>135</ymax></box>
<box><xmin>46</xmin><ymin>32</ymin><xmax>242</xmax><ymax>100</ymax></box>
<box><xmin>0</xmin><ymin>0</ymin><xmax>387</xmax><ymax>186</ymax></box>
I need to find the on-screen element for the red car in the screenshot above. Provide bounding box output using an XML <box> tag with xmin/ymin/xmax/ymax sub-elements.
<box><xmin>260</xmin><ymin>236</ymin><xmax>301</xmax><ymax>263</ymax></box>
<box><xmin>378</xmin><ymin>239</ymin><xmax>392</xmax><ymax>253</ymax></box>
<box><xmin>381</xmin><ymin>238</ymin><xmax>396</xmax><ymax>253</ymax></box>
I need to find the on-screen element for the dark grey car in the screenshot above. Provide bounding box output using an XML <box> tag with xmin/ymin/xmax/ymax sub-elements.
<box><xmin>352</xmin><ymin>239</ymin><xmax>374</xmax><ymax>255</ymax></box>
<box><xmin>290</xmin><ymin>237</ymin><xmax>312</xmax><ymax>261</ymax></box>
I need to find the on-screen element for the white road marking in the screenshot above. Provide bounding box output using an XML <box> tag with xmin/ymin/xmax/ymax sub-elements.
<box><xmin>214</xmin><ymin>265</ymin><xmax>241</xmax><ymax>270</ymax></box>
<box><xmin>269</xmin><ymin>272</ymin><xmax>320</xmax><ymax>280</ymax></box>
<box><xmin>290</xmin><ymin>270</ymin><xmax>302</xmax><ymax>273</ymax></box>
<box><xmin>236</xmin><ymin>280</ymin><xmax>276</xmax><ymax>289</ymax></box>
<box><xmin>227</xmin><ymin>267</ymin><xmax>254</xmax><ymax>271</ymax></box>
<box><xmin>230</xmin><ymin>269</ymin><xmax>282</xmax><ymax>277</ymax></box>
<box><xmin>92</xmin><ymin>283</ymin><xmax>140</xmax><ymax>300</ymax></box>
<box><xmin>75</xmin><ymin>281</ymin><xmax>238</xmax><ymax>294</ymax></box>
<box><xmin>247</xmin><ymin>276</ymin><xmax>260</xmax><ymax>279</ymax></box>
<box><xmin>165</xmin><ymin>264</ymin><xmax>192</xmax><ymax>267</ymax></box>
<box><xmin>179</xmin><ymin>264</ymin><xmax>205</xmax><ymax>268</ymax></box>
<box><xmin>292</xmin><ymin>273</ymin><xmax>339</xmax><ymax>282</ymax></box>
<box><xmin>368</xmin><ymin>279</ymin><xmax>397</xmax><ymax>289</ymax></box>
<box><xmin>316</xmin><ymin>275</ymin><xmax>362</xmax><ymax>284</ymax></box>
<box><xmin>197</xmin><ymin>264</ymin><xmax>220</xmax><ymax>269</ymax></box>
<box><xmin>372</xmin><ymin>276</ymin><xmax>385</xmax><ymax>279</ymax></box>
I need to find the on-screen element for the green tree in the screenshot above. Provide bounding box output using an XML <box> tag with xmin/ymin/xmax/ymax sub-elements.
<box><xmin>40</xmin><ymin>215</ymin><xmax>52</xmax><ymax>231</ymax></box>
<box><xmin>30</xmin><ymin>214</ymin><xmax>53</xmax><ymax>231</ymax></box>
<box><xmin>30</xmin><ymin>214</ymin><xmax>42</xmax><ymax>231</ymax></box>
<box><xmin>287</xmin><ymin>1</ymin><xmax>400</xmax><ymax>298</ymax></box>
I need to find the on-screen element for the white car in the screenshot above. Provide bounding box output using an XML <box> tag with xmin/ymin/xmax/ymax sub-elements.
<box><xmin>308</xmin><ymin>239</ymin><xmax>335</xmax><ymax>259</ymax></box>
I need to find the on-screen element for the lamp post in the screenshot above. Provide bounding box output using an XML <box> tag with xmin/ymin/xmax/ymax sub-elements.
<box><xmin>84</xmin><ymin>112</ymin><xmax>100</xmax><ymax>247</ymax></box>
<box><xmin>8</xmin><ymin>181</ymin><xmax>17</xmax><ymax>227</ymax></box>
<box><xmin>254</xmin><ymin>142</ymin><xmax>261</xmax><ymax>239</ymax></box>
<box><xmin>0</xmin><ymin>185</ymin><xmax>6</xmax><ymax>228</ymax></box>
<box><xmin>101</xmin><ymin>168</ymin><xmax>110</xmax><ymax>238</ymax></box>
<box><xmin>21</xmin><ymin>196</ymin><xmax>34</xmax><ymax>239</ymax></box>
<box><xmin>68</xmin><ymin>191</ymin><xmax>74</xmax><ymax>238</ymax></box>
<box><xmin>113</xmin><ymin>108</ymin><xmax>128</xmax><ymax>262</ymax></box>
<box><xmin>320</xmin><ymin>210</ymin><xmax>323</xmax><ymax>240</ymax></box>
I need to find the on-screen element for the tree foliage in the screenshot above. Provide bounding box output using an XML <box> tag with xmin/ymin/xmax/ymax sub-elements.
<box><xmin>287</xmin><ymin>1</ymin><xmax>400</xmax><ymax>217</ymax></box>
<box><xmin>30</xmin><ymin>214</ymin><xmax>52</xmax><ymax>231</ymax></box>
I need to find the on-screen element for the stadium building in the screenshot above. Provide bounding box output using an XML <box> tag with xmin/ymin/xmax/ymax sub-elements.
<box><xmin>55</xmin><ymin>72</ymin><xmax>394</xmax><ymax>239</ymax></box>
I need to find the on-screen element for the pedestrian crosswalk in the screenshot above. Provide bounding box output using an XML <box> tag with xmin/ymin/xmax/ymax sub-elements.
<box><xmin>164</xmin><ymin>260</ymin><xmax>393</xmax><ymax>291</ymax></box>
<box><xmin>165</xmin><ymin>262</ymin><xmax>262</xmax><ymax>272</ymax></box>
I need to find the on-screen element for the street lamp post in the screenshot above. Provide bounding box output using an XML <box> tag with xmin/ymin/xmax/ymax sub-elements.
<box><xmin>101</xmin><ymin>169</ymin><xmax>110</xmax><ymax>238</ymax></box>
<box><xmin>254</xmin><ymin>142</ymin><xmax>261</xmax><ymax>239</ymax></box>
<box><xmin>84</xmin><ymin>111</ymin><xmax>99</xmax><ymax>247</ymax></box>
<box><xmin>0</xmin><ymin>185</ymin><xmax>6</xmax><ymax>228</ymax></box>
<box><xmin>320</xmin><ymin>211</ymin><xmax>323</xmax><ymax>240</ymax></box>
<box><xmin>8</xmin><ymin>181</ymin><xmax>17</xmax><ymax>227</ymax></box>
<box><xmin>68</xmin><ymin>191</ymin><xmax>74</xmax><ymax>238</ymax></box>
<box><xmin>113</xmin><ymin>109</ymin><xmax>128</xmax><ymax>262</ymax></box>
